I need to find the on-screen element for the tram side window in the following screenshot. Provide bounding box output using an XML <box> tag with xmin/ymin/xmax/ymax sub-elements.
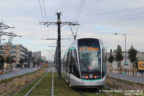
<box><xmin>66</xmin><ymin>51</ymin><xmax>70</xmax><ymax>72</ymax></box>
<box><xmin>63</xmin><ymin>54</ymin><xmax>67</xmax><ymax>72</ymax></box>
<box><xmin>70</xmin><ymin>49</ymin><xmax>80</xmax><ymax>78</ymax></box>
<box><xmin>102</xmin><ymin>48</ymin><xmax>106</xmax><ymax>77</ymax></box>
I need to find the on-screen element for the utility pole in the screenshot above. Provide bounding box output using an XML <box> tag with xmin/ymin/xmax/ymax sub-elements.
<box><xmin>57</xmin><ymin>13</ymin><xmax>61</xmax><ymax>80</ymax></box>
<box><xmin>40</xmin><ymin>12</ymin><xmax>79</xmax><ymax>80</ymax></box>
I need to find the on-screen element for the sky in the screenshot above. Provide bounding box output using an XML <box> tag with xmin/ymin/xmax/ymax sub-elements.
<box><xmin>0</xmin><ymin>0</ymin><xmax>144</xmax><ymax>60</ymax></box>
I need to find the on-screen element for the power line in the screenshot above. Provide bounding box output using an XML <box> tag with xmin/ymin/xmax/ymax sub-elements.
<box><xmin>42</xmin><ymin>0</ymin><xmax>47</xmax><ymax>19</ymax></box>
<box><xmin>40</xmin><ymin>12</ymin><xmax>79</xmax><ymax>80</ymax></box>
<box><xmin>74</xmin><ymin>0</ymin><xmax>83</xmax><ymax>21</ymax></box>
<box><xmin>38</xmin><ymin>0</ymin><xmax>47</xmax><ymax>21</ymax></box>
<box><xmin>69</xmin><ymin>0</ymin><xmax>86</xmax><ymax>39</ymax></box>
<box><xmin>74</xmin><ymin>0</ymin><xmax>86</xmax><ymax>22</ymax></box>
<box><xmin>69</xmin><ymin>25</ymin><xmax>79</xmax><ymax>40</ymax></box>
<box><xmin>38</xmin><ymin>0</ymin><xmax>44</xmax><ymax>21</ymax></box>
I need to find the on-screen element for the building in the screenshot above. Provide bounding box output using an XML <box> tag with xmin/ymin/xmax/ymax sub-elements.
<box><xmin>32</xmin><ymin>51</ymin><xmax>41</xmax><ymax>59</ymax></box>
<box><xmin>41</xmin><ymin>56</ymin><xmax>47</xmax><ymax>61</ymax></box>
<box><xmin>28</xmin><ymin>51</ymin><xmax>32</xmax><ymax>59</ymax></box>
<box><xmin>0</xmin><ymin>44</ymin><xmax>28</xmax><ymax>65</ymax></box>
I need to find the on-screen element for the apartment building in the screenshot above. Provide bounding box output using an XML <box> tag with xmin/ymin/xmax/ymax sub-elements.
<box><xmin>0</xmin><ymin>44</ymin><xmax>28</xmax><ymax>64</ymax></box>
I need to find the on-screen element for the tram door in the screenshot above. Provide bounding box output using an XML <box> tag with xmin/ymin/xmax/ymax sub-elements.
<box><xmin>66</xmin><ymin>50</ymin><xmax>71</xmax><ymax>83</ymax></box>
<box><xmin>69</xmin><ymin>49</ymin><xmax>80</xmax><ymax>79</ymax></box>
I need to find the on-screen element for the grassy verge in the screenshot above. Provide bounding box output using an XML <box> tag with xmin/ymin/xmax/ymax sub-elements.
<box><xmin>0</xmin><ymin>68</ymin><xmax>42</xmax><ymax>84</ymax></box>
<box><xmin>54</xmin><ymin>73</ymin><xmax>80</xmax><ymax>96</ymax></box>
<box><xmin>14</xmin><ymin>72</ymin><xmax>128</xmax><ymax>96</ymax></box>
<box><xmin>107</xmin><ymin>76</ymin><xmax>144</xmax><ymax>86</ymax></box>
<box><xmin>54</xmin><ymin>74</ymin><xmax>124</xmax><ymax>96</ymax></box>
<box><xmin>15</xmin><ymin>72</ymin><xmax>52</xmax><ymax>96</ymax></box>
<box><xmin>28</xmin><ymin>72</ymin><xmax>52</xmax><ymax>96</ymax></box>
<box><xmin>0</xmin><ymin>68</ymin><xmax>46</xmax><ymax>96</ymax></box>
<box><xmin>106</xmin><ymin>76</ymin><xmax>144</xmax><ymax>96</ymax></box>
<box><xmin>15</xmin><ymin>72</ymin><xmax>48</xmax><ymax>96</ymax></box>
<box><xmin>106</xmin><ymin>76</ymin><xmax>144</xmax><ymax>89</ymax></box>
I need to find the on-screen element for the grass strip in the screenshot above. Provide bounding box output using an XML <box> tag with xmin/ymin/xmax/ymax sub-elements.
<box><xmin>106</xmin><ymin>76</ymin><xmax>144</xmax><ymax>96</ymax></box>
<box><xmin>29</xmin><ymin>72</ymin><xmax>52</xmax><ymax>96</ymax></box>
<box><xmin>54</xmin><ymin>73</ymin><xmax>80</xmax><ymax>96</ymax></box>
<box><xmin>0</xmin><ymin>68</ymin><xmax>46</xmax><ymax>96</ymax></box>
<box><xmin>14</xmin><ymin>72</ymin><xmax>47</xmax><ymax>96</ymax></box>
<box><xmin>15</xmin><ymin>72</ymin><xmax>52</xmax><ymax>96</ymax></box>
<box><xmin>0</xmin><ymin>68</ymin><xmax>43</xmax><ymax>84</ymax></box>
<box><xmin>15</xmin><ymin>72</ymin><xmax>130</xmax><ymax>96</ymax></box>
<box><xmin>107</xmin><ymin>76</ymin><xmax>144</xmax><ymax>86</ymax></box>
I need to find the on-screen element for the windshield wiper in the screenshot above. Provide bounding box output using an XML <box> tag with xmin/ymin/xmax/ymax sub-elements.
<box><xmin>80</xmin><ymin>60</ymin><xmax>90</xmax><ymax>72</ymax></box>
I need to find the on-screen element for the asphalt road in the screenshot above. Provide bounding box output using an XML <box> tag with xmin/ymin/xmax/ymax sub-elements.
<box><xmin>108</xmin><ymin>72</ymin><xmax>144</xmax><ymax>83</ymax></box>
<box><xmin>0</xmin><ymin>68</ymin><xmax>39</xmax><ymax>80</ymax></box>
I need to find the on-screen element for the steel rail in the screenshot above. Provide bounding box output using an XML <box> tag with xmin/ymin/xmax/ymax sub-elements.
<box><xmin>51</xmin><ymin>67</ymin><xmax>55</xmax><ymax>96</ymax></box>
<box><xmin>24</xmin><ymin>72</ymin><xmax>48</xmax><ymax>96</ymax></box>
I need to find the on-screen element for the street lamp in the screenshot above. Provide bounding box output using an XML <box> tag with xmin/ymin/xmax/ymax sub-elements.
<box><xmin>114</xmin><ymin>33</ymin><xmax>127</xmax><ymax>66</ymax></box>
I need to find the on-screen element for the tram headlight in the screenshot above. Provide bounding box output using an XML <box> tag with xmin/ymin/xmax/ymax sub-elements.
<box><xmin>81</xmin><ymin>75</ymin><xmax>89</xmax><ymax>79</ymax></box>
<box><xmin>85</xmin><ymin>76</ymin><xmax>89</xmax><ymax>79</ymax></box>
<box><xmin>94</xmin><ymin>76</ymin><xmax>97</xmax><ymax>79</ymax></box>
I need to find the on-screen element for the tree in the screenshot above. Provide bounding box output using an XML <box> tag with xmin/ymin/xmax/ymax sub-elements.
<box><xmin>108</xmin><ymin>49</ymin><xmax>114</xmax><ymax>64</ymax></box>
<box><xmin>27</xmin><ymin>56</ymin><xmax>33</xmax><ymax>68</ymax></box>
<box><xmin>128</xmin><ymin>46</ymin><xmax>137</xmax><ymax>63</ymax></box>
<box><xmin>115</xmin><ymin>45</ymin><xmax>123</xmax><ymax>65</ymax></box>
<box><xmin>19</xmin><ymin>59</ymin><xmax>25</xmax><ymax>68</ymax></box>
<box><xmin>108</xmin><ymin>54</ymin><xmax>114</xmax><ymax>64</ymax></box>
<box><xmin>0</xmin><ymin>55</ymin><xmax>5</xmax><ymax>73</ymax></box>
<box><xmin>31</xmin><ymin>57</ymin><xmax>36</xmax><ymax>67</ymax></box>
<box><xmin>5</xmin><ymin>56</ymin><xmax>14</xmax><ymax>71</ymax></box>
<box><xmin>35</xmin><ymin>58</ymin><xmax>41</xmax><ymax>66</ymax></box>
<box><xmin>115</xmin><ymin>45</ymin><xmax>123</xmax><ymax>73</ymax></box>
<box><xmin>108</xmin><ymin>49</ymin><xmax>114</xmax><ymax>72</ymax></box>
<box><xmin>5</xmin><ymin>56</ymin><xmax>14</xmax><ymax>64</ymax></box>
<box><xmin>128</xmin><ymin>45</ymin><xmax>137</xmax><ymax>75</ymax></box>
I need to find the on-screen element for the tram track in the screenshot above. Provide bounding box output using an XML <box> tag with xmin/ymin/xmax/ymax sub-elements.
<box><xmin>78</xmin><ymin>91</ymin><xmax>113</xmax><ymax>96</ymax></box>
<box><xmin>24</xmin><ymin>72</ymin><xmax>48</xmax><ymax>96</ymax></box>
<box><xmin>77</xmin><ymin>86</ymin><xmax>114</xmax><ymax>96</ymax></box>
<box><xmin>23</xmin><ymin>67</ymin><xmax>55</xmax><ymax>96</ymax></box>
<box><xmin>79</xmin><ymin>91</ymin><xmax>86</xmax><ymax>96</ymax></box>
<box><xmin>99</xmin><ymin>87</ymin><xmax>113</xmax><ymax>96</ymax></box>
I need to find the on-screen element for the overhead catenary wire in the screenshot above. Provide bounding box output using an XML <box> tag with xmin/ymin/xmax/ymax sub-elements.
<box><xmin>38</xmin><ymin>0</ymin><xmax>47</xmax><ymax>21</ymax></box>
<box><xmin>74</xmin><ymin>0</ymin><xmax>83</xmax><ymax>21</ymax></box>
<box><xmin>69</xmin><ymin>25</ymin><xmax>79</xmax><ymax>39</ymax></box>
<box><xmin>69</xmin><ymin>0</ymin><xmax>86</xmax><ymax>39</ymax></box>
<box><xmin>39</xmin><ymin>0</ymin><xmax>44</xmax><ymax>21</ymax></box>
<box><xmin>42</xmin><ymin>0</ymin><xmax>47</xmax><ymax>19</ymax></box>
<box><xmin>74</xmin><ymin>0</ymin><xmax>86</xmax><ymax>22</ymax></box>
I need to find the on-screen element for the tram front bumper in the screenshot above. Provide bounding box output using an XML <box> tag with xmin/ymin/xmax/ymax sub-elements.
<box><xmin>70</xmin><ymin>74</ymin><xmax>106</xmax><ymax>87</ymax></box>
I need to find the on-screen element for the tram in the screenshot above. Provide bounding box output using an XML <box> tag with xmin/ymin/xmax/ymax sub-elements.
<box><xmin>62</xmin><ymin>38</ymin><xmax>106</xmax><ymax>88</ymax></box>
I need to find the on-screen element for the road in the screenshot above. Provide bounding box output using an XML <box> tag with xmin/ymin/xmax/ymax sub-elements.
<box><xmin>108</xmin><ymin>72</ymin><xmax>144</xmax><ymax>83</ymax></box>
<box><xmin>0</xmin><ymin>68</ymin><xmax>39</xmax><ymax>80</ymax></box>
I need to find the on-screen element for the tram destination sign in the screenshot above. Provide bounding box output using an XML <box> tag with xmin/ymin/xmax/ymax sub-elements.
<box><xmin>138</xmin><ymin>60</ymin><xmax>144</xmax><ymax>71</ymax></box>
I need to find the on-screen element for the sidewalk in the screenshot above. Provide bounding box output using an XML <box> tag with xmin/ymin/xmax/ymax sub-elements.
<box><xmin>0</xmin><ymin>68</ymin><xmax>39</xmax><ymax>80</ymax></box>
<box><xmin>108</xmin><ymin>72</ymin><xmax>144</xmax><ymax>84</ymax></box>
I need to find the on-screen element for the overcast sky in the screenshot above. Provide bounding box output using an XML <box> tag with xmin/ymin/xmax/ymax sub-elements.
<box><xmin>0</xmin><ymin>0</ymin><xmax>144</xmax><ymax>60</ymax></box>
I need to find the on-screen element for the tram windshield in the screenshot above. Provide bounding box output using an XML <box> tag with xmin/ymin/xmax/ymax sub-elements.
<box><xmin>78</xmin><ymin>39</ymin><xmax>101</xmax><ymax>73</ymax></box>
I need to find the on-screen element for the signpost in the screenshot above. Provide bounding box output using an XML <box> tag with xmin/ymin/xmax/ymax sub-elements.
<box><xmin>138</xmin><ymin>60</ymin><xmax>144</xmax><ymax>71</ymax></box>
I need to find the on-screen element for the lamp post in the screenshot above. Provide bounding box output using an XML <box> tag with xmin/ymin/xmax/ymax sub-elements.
<box><xmin>114</xmin><ymin>33</ymin><xmax>127</xmax><ymax>66</ymax></box>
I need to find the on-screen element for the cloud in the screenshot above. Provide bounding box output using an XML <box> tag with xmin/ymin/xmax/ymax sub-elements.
<box><xmin>1</xmin><ymin>0</ymin><xmax>144</xmax><ymax>59</ymax></box>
